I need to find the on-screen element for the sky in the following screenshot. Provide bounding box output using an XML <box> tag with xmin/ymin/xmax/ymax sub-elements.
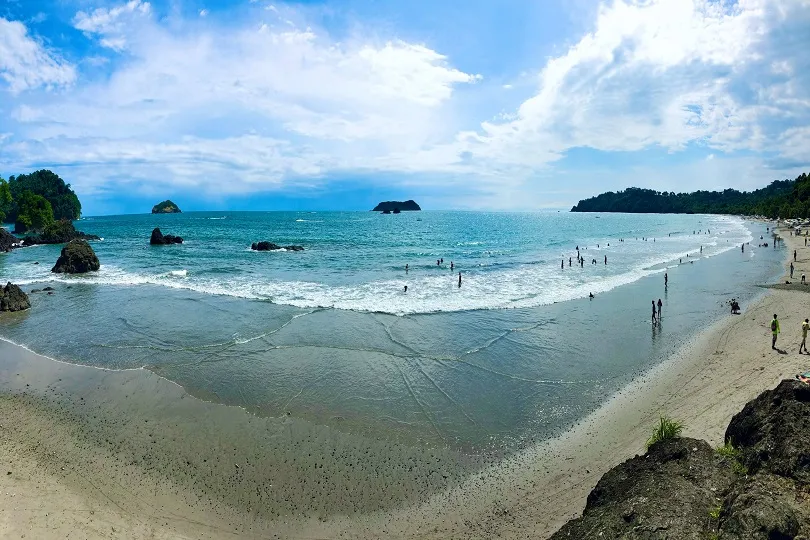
<box><xmin>1</xmin><ymin>0</ymin><xmax>809</xmax><ymax>215</ymax></box>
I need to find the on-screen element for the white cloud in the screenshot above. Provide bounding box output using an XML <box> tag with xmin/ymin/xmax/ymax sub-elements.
<box><xmin>199</xmin><ymin>9</ymin><xmax>209</xmax><ymax>18</ymax></box>
<box><xmin>0</xmin><ymin>18</ymin><xmax>76</xmax><ymax>93</ymax></box>
<box><xmin>73</xmin><ymin>0</ymin><xmax>152</xmax><ymax>51</ymax></box>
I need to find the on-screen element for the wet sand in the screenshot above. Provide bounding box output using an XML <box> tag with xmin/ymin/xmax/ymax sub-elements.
<box><xmin>2</xmin><ymin>224</ymin><xmax>808</xmax><ymax>539</ymax></box>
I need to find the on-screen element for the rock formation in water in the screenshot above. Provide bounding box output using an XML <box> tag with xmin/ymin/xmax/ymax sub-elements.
<box><xmin>150</xmin><ymin>228</ymin><xmax>183</xmax><ymax>245</ymax></box>
<box><xmin>0</xmin><ymin>282</ymin><xmax>30</xmax><ymax>312</ymax></box>
<box><xmin>0</xmin><ymin>228</ymin><xmax>16</xmax><ymax>252</ymax></box>
<box><xmin>51</xmin><ymin>240</ymin><xmax>100</xmax><ymax>274</ymax></box>
<box><xmin>151</xmin><ymin>200</ymin><xmax>181</xmax><ymax>214</ymax></box>
<box><xmin>19</xmin><ymin>219</ymin><xmax>100</xmax><ymax>246</ymax></box>
<box><xmin>372</xmin><ymin>200</ymin><xmax>421</xmax><ymax>212</ymax></box>
<box><xmin>251</xmin><ymin>241</ymin><xmax>304</xmax><ymax>252</ymax></box>
<box><xmin>551</xmin><ymin>379</ymin><xmax>810</xmax><ymax>539</ymax></box>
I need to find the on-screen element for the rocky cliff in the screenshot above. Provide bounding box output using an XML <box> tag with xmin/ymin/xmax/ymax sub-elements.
<box><xmin>551</xmin><ymin>379</ymin><xmax>810</xmax><ymax>539</ymax></box>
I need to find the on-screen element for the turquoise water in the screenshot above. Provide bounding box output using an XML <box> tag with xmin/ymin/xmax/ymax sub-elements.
<box><xmin>0</xmin><ymin>212</ymin><xmax>782</xmax><ymax>452</ymax></box>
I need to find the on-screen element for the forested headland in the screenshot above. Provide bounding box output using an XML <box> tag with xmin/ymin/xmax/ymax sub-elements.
<box><xmin>0</xmin><ymin>170</ymin><xmax>82</xmax><ymax>233</ymax></box>
<box><xmin>571</xmin><ymin>172</ymin><xmax>810</xmax><ymax>218</ymax></box>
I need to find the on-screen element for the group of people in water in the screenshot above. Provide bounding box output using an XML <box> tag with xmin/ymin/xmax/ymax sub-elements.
<box><xmin>403</xmin><ymin>259</ymin><xmax>462</xmax><ymax>293</ymax></box>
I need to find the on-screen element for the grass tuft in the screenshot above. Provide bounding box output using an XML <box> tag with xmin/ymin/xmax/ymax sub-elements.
<box><xmin>708</xmin><ymin>505</ymin><xmax>722</xmax><ymax>520</ymax></box>
<box><xmin>646</xmin><ymin>416</ymin><xmax>684</xmax><ymax>449</ymax></box>
<box><xmin>716</xmin><ymin>440</ymin><xmax>748</xmax><ymax>475</ymax></box>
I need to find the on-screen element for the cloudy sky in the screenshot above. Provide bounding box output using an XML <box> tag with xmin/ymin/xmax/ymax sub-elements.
<box><xmin>1</xmin><ymin>0</ymin><xmax>809</xmax><ymax>215</ymax></box>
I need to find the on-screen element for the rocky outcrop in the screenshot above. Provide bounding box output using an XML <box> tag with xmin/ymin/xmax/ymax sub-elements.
<box><xmin>372</xmin><ymin>200</ymin><xmax>421</xmax><ymax>212</ymax></box>
<box><xmin>0</xmin><ymin>228</ymin><xmax>16</xmax><ymax>252</ymax></box>
<box><xmin>0</xmin><ymin>282</ymin><xmax>30</xmax><ymax>312</ymax></box>
<box><xmin>150</xmin><ymin>228</ymin><xmax>183</xmax><ymax>245</ymax></box>
<box><xmin>251</xmin><ymin>242</ymin><xmax>304</xmax><ymax>252</ymax></box>
<box><xmin>19</xmin><ymin>219</ymin><xmax>100</xmax><ymax>246</ymax></box>
<box><xmin>151</xmin><ymin>200</ymin><xmax>181</xmax><ymax>214</ymax></box>
<box><xmin>52</xmin><ymin>240</ymin><xmax>100</xmax><ymax>274</ymax></box>
<box><xmin>551</xmin><ymin>379</ymin><xmax>810</xmax><ymax>539</ymax></box>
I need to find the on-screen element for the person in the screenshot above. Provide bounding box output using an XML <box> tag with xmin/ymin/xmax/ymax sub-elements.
<box><xmin>700</xmin><ymin>245</ymin><xmax>703</xmax><ymax>253</ymax></box>
<box><xmin>458</xmin><ymin>272</ymin><xmax>462</xmax><ymax>288</ymax></box>
<box><xmin>404</xmin><ymin>285</ymin><xmax>408</xmax><ymax>293</ymax></box>
<box><xmin>405</xmin><ymin>264</ymin><xmax>409</xmax><ymax>274</ymax></box>
<box><xmin>437</xmin><ymin>259</ymin><xmax>440</xmax><ymax>266</ymax></box>
<box><xmin>795</xmin><ymin>250</ymin><xmax>798</xmax><ymax>262</ymax></box>
<box><xmin>652</xmin><ymin>300</ymin><xmax>658</xmax><ymax>325</ymax></box>
<box><xmin>803</xmin><ymin>273</ymin><xmax>806</xmax><ymax>284</ymax></box>
<box><xmin>801</xmin><ymin>319</ymin><xmax>809</xmax><ymax>354</ymax></box>
<box><xmin>569</xmin><ymin>257</ymin><xmax>572</xmax><ymax>267</ymax></box>
<box><xmin>741</xmin><ymin>244</ymin><xmax>744</xmax><ymax>253</ymax></box>
<box><xmin>440</xmin><ymin>258</ymin><xmax>444</xmax><ymax>264</ymax></box>
<box><xmin>589</xmin><ymin>292</ymin><xmax>594</xmax><ymax>299</ymax></box>
<box><xmin>450</xmin><ymin>262</ymin><xmax>454</xmax><ymax>271</ymax></box>
<box><xmin>657</xmin><ymin>298</ymin><xmax>662</xmax><ymax>319</ymax></box>
<box><xmin>580</xmin><ymin>258</ymin><xmax>584</xmax><ymax>268</ymax></box>
<box><xmin>806</xmin><ymin>238</ymin><xmax>807</xmax><ymax>247</ymax></box>
<box><xmin>791</xmin><ymin>262</ymin><xmax>795</xmax><ymax>278</ymax></box>
<box><xmin>771</xmin><ymin>314</ymin><xmax>780</xmax><ymax>349</ymax></box>
<box><xmin>604</xmin><ymin>255</ymin><xmax>607</xmax><ymax>265</ymax></box>
<box><xmin>664</xmin><ymin>272</ymin><xmax>668</xmax><ymax>286</ymax></box>
<box><xmin>561</xmin><ymin>259</ymin><xmax>564</xmax><ymax>269</ymax></box>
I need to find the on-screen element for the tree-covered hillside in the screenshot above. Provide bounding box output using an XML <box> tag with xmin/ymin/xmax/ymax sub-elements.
<box><xmin>571</xmin><ymin>172</ymin><xmax>810</xmax><ymax>218</ymax></box>
<box><xmin>0</xmin><ymin>170</ymin><xmax>82</xmax><ymax>232</ymax></box>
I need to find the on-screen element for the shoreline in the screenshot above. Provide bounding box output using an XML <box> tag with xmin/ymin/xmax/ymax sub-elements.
<box><xmin>2</xmin><ymin>223</ymin><xmax>807</xmax><ymax>538</ymax></box>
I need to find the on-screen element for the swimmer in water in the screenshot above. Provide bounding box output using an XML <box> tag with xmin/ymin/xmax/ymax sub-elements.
<box><xmin>404</xmin><ymin>285</ymin><xmax>408</xmax><ymax>293</ymax></box>
<box><xmin>458</xmin><ymin>272</ymin><xmax>462</xmax><ymax>288</ymax></box>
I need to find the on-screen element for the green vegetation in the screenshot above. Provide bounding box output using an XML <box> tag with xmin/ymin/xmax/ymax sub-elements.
<box><xmin>715</xmin><ymin>441</ymin><xmax>748</xmax><ymax>475</ymax></box>
<box><xmin>14</xmin><ymin>191</ymin><xmax>54</xmax><ymax>233</ymax></box>
<box><xmin>571</xmin><ymin>172</ymin><xmax>810</xmax><ymax>218</ymax></box>
<box><xmin>709</xmin><ymin>504</ymin><xmax>722</xmax><ymax>520</ymax></box>
<box><xmin>152</xmin><ymin>200</ymin><xmax>181</xmax><ymax>214</ymax></box>
<box><xmin>0</xmin><ymin>170</ymin><xmax>81</xmax><ymax>232</ymax></box>
<box><xmin>646</xmin><ymin>416</ymin><xmax>684</xmax><ymax>449</ymax></box>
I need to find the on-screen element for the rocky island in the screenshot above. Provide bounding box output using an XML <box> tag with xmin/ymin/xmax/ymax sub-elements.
<box><xmin>251</xmin><ymin>241</ymin><xmax>304</xmax><ymax>251</ymax></box>
<box><xmin>150</xmin><ymin>228</ymin><xmax>183</xmax><ymax>245</ymax></box>
<box><xmin>151</xmin><ymin>200</ymin><xmax>182</xmax><ymax>214</ymax></box>
<box><xmin>372</xmin><ymin>200</ymin><xmax>421</xmax><ymax>212</ymax></box>
<box><xmin>52</xmin><ymin>240</ymin><xmax>100</xmax><ymax>274</ymax></box>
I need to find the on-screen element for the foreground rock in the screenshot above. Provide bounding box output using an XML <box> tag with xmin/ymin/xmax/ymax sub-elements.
<box><xmin>150</xmin><ymin>228</ymin><xmax>183</xmax><ymax>245</ymax></box>
<box><xmin>151</xmin><ymin>200</ymin><xmax>181</xmax><ymax>213</ymax></box>
<box><xmin>372</xmin><ymin>200</ymin><xmax>421</xmax><ymax>212</ymax></box>
<box><xmin>0</xmin><ymin>228</ymin><xmax>16</xmax><ymax>252</ymax></box>
<box><xmin>0</xmin><ymin>282</ymin><xmax>30</xmax><ymax>312</ymax></box>
<box><xmin>552</xmin><ymin>379</ymin><xmax>810</xmax><ymax>539</ymax></box>
<box><xmin>19</xmin><ymin>219</ymin><xmax>100</xmax><ymax>246</ymax></box>
<box><xmin>251</xmin><ymin>241</ymin><xmax>304</xmax><ymax>251</ymax></box>
<box><xmin>52</xmin><ymin>240</ymin><xmax>100</xmax><ymax>274</ymax></box>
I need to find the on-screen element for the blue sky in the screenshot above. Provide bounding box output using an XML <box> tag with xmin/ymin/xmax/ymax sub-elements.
<box><xmin>1</xmin><ymin>0</ymin><xmax>809</xmax><ymax>215</ymax></box>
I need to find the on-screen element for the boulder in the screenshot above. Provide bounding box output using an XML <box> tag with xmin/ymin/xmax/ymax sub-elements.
<box><xmin>52</xmin><ymin>240</ymin><xmax>100</xmax><ymax>274</ymax></box>
<box><xmin>725</xmin><ymin>379</ymin><xmax>810</xmax><ymax>482</ymax></box>
<box><xmin>550</xmin><ymin>438</ymin><xmax>735</xmax><ymax>539</ymax></box>
<box><xmin>150</xmin><ymin>228</ymin><xmax>183</xmax><ymax>245</ymax></box>
<box><xmin>0</xmin><ymin>228</ymin><xmax>16</xmax><ymax>252</ymax></box>
<box><xmin>251</xmin><ymin>242</ymin><xmax>304</xmax><ymax>251</ymax></box>
<box><xmin>0</xmin><ymin>282</ymin><xmax>31</xmax><ymax>312</ymax></box>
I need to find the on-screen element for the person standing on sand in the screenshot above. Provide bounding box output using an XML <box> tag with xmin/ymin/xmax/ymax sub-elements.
<box><xmin>657</xmin><ymin>298</ymin><xmax>662</xmax><ymax>319</ymax></box>
<box><xmin>771</xmin><ymin>314</ymin><xmax>780</xmax><ymax>349</ymax></box>
<box><xmin>801</xmin><ymin>319</ymin><xmax>809</xmax><ymax>354</ymax></box>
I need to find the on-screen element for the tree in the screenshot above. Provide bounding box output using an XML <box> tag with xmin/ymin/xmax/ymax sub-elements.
<box><xmin>7</xmin><ymin>170</ymin><xmax>81</xmax><ymax>222</ymax></box>
<box><xmin>14</xmin><ymin>190</ymin><xmax>54</xmax><ymax>233</ymax></box>
<box><xmin>0</xmin><ymin>178</ymin><xmax>11</xmax><ymax>223</ymax></box>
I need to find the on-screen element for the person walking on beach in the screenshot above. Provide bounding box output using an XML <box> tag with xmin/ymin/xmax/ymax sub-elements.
<box><xmin>458</xmin><ymin>272</ymin><xmax>462</xmax><ymax>288</ymax></box>
<box><xmin>657</xmin><ymin>298</ymin><xmax>662</xmax><ymax>319</ymax></box>
<box><xmin>801</xmin><ymin>319</ymin><xmax>809</xmax><ymax>354</ymax></box>
<box><xmin>771</xmin><ymin>314</ymin><xmax>780</xmax><ymax>349</ymax></box>
<box><xmin>795</xmin><ymin>250</ymin><xmax>798</xmax><ymax>262</ymax></box>
<box><xmin>791</xmin><ymin>262</ymin><xmax>795</xmax><ymax>279</ymax></box>
<box><xmin>651</xmin><ymin>300</ymin><xmax>658</xmax><ymax>325</ymax></box>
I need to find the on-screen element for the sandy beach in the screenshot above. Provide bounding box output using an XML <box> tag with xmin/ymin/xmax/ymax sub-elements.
<box><xmin>2</xmin><ymin>224</ymin><xmax>808</xmax><ymax>539</ymax></box>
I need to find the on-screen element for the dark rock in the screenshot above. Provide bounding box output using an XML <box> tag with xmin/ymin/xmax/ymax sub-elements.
<box><xmin>0</xmin><ymin>282</ymin><xmax>31</xmax><ymax>312</ymax></box>
<box><xmin>0</xmin><ymin>228</ymin><xmax>16</xmax><ymax>252</ymax></box>
<box><xmin>251</xmin><ymin>242</ymin><xmax>303</xmax><ymax>252</ymax></box>
<box><xmin>372</xmin><ymin>200</ymin><xmax>421</xmax><ymax>212</ymax></box>
<box><xmin>718</xmin><ymin>473</ymin><xmax>805</xmax><ymax>540</ymax></box>
<box><xmin>151</xmin><ymin>200</ymin><xmax>181</xmax><ymax>214</ymax></box>
<box><xmin>381</xmin><ymin>209</ymin><xmax>392</xmax><ymax>214</ymax></box>
<box><xmin>20</xmin><ymin>219</ymin><xmax>100</xmax><ymax>246</ymax></box>
<box><xmin>42</xmin><ymin>287</ymin><xmax>54</xmax><ymax>291</ymax></box>
<box><xmin>150</xmin><ymin>228</ymin><xmax>183</xmax><ymax>245</ymax></box>
<box><xmin>51</xmin><ymin>240</ymin><xmax>100</xmax><ymax>274</ymax></box>
<box><xmin>550</xmin><ymin>438</ymin><xmax>735</xmax><ymax>539</ymax></box>
<box><xmin>30</xmin><ymin>289</ymin><xmax>41</xmax><ymax>294</ymax></box>
<box><xmin>725</xmin><ymin>379</ymin><xmax>810</xmax><ymax>482</ymax></box>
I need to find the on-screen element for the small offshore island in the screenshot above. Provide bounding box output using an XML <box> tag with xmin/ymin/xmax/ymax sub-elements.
<box><xmin>152</xmin><ymin>200</ymin><xmax>182</xmax><ymax>214</ymax></box>
<box><xmin>372</xmin><ymin>200</ymin><xmax>421</xmax><ymax>213</ymax></box>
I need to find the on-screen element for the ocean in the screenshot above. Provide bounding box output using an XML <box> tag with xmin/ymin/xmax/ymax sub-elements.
<box><xmin>0</xmin><ymin>211</ymin><xmax>783</xmax><ymax>456</ymax></box>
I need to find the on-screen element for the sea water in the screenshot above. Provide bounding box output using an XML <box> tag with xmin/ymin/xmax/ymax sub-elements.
<box><xmin>0</xmin><ymin>211</ymin><xmax>783</xmax><ymax>452</ymax></box>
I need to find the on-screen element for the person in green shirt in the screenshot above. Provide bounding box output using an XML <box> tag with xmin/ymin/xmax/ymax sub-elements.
<box><xmin>801</xmin><ymin>319</ymin><xmax>809</xmax><ymax>354</ymax></box>
<box><xmin>771</xmin><ymin>314</ymin><xmax>780</xmax><ymax>349</ymax></box>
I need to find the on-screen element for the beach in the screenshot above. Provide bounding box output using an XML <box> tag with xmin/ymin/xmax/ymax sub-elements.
<box><xmin>1</xmin><ymin>218</ymin><xmax>805</xmax><ymax>538</ymax></box>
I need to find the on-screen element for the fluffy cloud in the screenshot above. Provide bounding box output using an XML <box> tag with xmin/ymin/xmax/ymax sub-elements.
<box><xmin>73</xmin><ymin>0</ymin><xmax>152</xmax><ymax>51</ymax></box>
<box><xmin>0</xmin><ymin>18</ymin><xmax>76</xmax><ymax>93</ymax></box>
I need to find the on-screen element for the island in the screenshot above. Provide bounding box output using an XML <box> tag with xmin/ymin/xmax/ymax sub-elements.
<box><xmin>570</xmin><ymin>172</ymin><xmax>808</xmax><ymax>217</ymax></box>
<box><xmin>372</xmin><ymin>200</ymin><xmax>421</xmax><ymax>212</ymax></box>
<box><xmin>152</xmin><ymin>200</ymin><xmax>181</xmax><ymax>214</ymax></box>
